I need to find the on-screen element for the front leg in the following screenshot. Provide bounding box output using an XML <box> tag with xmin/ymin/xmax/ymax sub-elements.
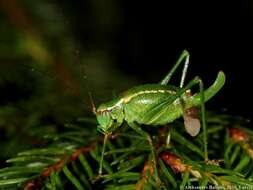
<box><xmin>127</xmin><ymin>122</ymin><xmax>159</xmax><ymax>182</ymax></box>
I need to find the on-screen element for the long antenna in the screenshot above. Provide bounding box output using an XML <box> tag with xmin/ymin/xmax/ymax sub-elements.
<box><xmin>88</xmin><ymin>92</ymin><xmax>97</xmax><ymax>114</ymax></box>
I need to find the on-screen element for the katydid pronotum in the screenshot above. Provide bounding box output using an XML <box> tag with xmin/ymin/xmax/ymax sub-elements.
<box><xmin>92</xmin><ymin>50</ymin><xmax>225</xmax><ymax>180</ymax></box>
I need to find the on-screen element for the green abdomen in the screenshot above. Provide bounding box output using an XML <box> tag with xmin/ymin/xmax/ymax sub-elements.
<box><xmin>121</xmin><ymin>84</ymin><xmax>183</xmax><ymax>125</ymax></box>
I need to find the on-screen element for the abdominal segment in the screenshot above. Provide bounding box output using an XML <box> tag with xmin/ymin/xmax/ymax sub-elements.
<box><xmin>123</xmin><ymin>91</ymin><xmax>183</xmax><ymax>125</ymax></box>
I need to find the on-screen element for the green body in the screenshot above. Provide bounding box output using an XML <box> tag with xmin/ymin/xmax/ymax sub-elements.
<box><xmin>96</xmin><ymin>71</ymin><xmax>225</xmax><ymax>134</ymax></box>
<box><xmin>96</xmin><ymin>50</ymin><xmax>225</xmax><ymax>177</ymax></box>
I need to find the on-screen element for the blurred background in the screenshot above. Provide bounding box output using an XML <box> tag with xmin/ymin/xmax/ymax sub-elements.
<box><xmin>0</xmin><ymin>1</ymin><xmax>252</xmax><ymax>163</ymax></box>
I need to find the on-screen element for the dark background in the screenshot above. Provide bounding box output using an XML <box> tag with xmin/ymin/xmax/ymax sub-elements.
<box><xmin>0</xmin><ymin>0</ymin><xmax>252</xmax><ymax>151</ymax></box>
<box><xmin>120</xmin><ymin>1</ymin><xmax>253</xmax><ymax>119</ymax></box>
<box><xmin>63</xmin><ymin>0</ymin><xmax>253</xmax><ymax>118</ymax></box>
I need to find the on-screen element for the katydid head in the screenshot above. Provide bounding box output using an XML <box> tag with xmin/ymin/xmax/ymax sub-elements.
<box><xmin>96</xmin><ymin>98</ymin><xmax>124</xmax><ymax>134</ymax></box>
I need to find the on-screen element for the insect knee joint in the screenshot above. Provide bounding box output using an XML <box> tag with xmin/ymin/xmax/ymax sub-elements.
<box><xmin>146</xmin><ymin>135</ymin><xmax>152</xmax><ymax>144</ymax></box>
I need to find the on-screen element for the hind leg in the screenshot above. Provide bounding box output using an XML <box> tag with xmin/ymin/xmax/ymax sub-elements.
<box><xmin>160</xmin><ymin>50</ymin><xmax>190</xmax><ymax>88</ymax></box>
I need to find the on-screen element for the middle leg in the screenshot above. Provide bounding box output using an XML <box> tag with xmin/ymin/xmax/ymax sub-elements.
<box><xmin>127</xmin><ymin>122</ymin><xmax>159</xmax><ymax>182</ymax></box>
